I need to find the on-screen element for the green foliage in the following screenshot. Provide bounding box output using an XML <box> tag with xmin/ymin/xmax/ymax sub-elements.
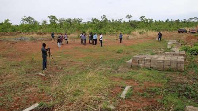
<box><xmin>180</xmin><ymin>45</ymin><xmax>190</xmax><ymax>52</ymax></box>
<box><xmin>189</xmin><ymin>46</ymin><xmax>198</xmax><ymax>55</ymax></box>
<box><xmin>180</xmin><ymin>43</ymin><xmax>198</xmax><ymax>55</ymax></box>
<box><xmin>160</xmin><ymin>94</ymin><xmax>186</xmax><ymax>111</ymax></box>
<box><xmin>0</xmin><ymin>15</ymin><xmax>198</xmax><ymax>34</ymax></box>
<box><xmin>116</xmin><ymin>49</ymin><xmax>123</xmax><ymax>54</ymax></box>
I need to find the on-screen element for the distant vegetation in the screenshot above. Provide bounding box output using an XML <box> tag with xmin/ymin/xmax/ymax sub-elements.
<box><xmin>0</xmin><ymin>15</ymin><xmax>198</xmax><ymax>34</ymax></box>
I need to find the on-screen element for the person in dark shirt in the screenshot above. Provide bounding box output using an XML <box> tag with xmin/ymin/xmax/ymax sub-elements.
<box><xmin>89</xmin><ymin>32</ymin><xmax>93</xmax><ymax>44</ymax></box>
<box><xmin>119</xmin><ymin>33</ymin><xmax>123</xmax><ymax>43</ymax></box>
<box><xmin>57</xmin><ymin>36</ymin><xmax>61</xmax><ymax>47</ymax></box>
<box><xmin>51</xmin><ymin>32</ymin><xmax>55</xmax><ymax>41</ymax></box>
<box><xmin>158</xmin><ymin>32</ymin><xmax>162</xmax><ymax>41</ymax></box>
<box><xmin>41</xmin><ymin>43</ymin><xmax>49</xmax><ymax>70</ymax></box>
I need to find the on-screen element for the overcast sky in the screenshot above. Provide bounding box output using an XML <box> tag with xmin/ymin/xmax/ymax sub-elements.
<box><xmin>0</xmin><ymin>0</ymin><xmax>198</xmax><ymax>24</ymax></box>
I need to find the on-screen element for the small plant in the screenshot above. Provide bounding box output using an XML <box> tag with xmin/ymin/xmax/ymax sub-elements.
<box><xmin>125</xmin><ymin>87</ymin><xmax>133</xmax><ymax>99</ymax></box>
<box><xmin>34</xmin><ymin>102</ymin><xmax>54</xmax><ymax>111</ymax></box>
<box><xmin>180</xmin><ymin>45</ymin><xmax>190</xmax><ymax>52</ymax></box>
<box><xmin>189</xmin><ymin>46</ymin><xmax>198</xmax><ymax>55</ymax></box>
<box><xmin>116</xmin><ymin>49</ymin><xmax>123</xmax><ymax>54</ymax></box>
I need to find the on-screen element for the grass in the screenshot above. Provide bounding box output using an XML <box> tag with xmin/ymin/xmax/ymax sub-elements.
<box><xmin>0</xmin><ymin>32</ymin><xmax>198</xmax><ymax>111</ymax></box>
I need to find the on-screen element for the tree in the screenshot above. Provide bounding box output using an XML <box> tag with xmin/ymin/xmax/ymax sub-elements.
<box><xmin>0</xmin><ymin>19</ymin><xmax>13</xmax><ymax>32</ymax></box>
<box><xmin>48</xmin><ymin>15</ymin><xmax>58</xmax><ymax>25</ymax></box>
<box><xmin>21</xmin><ymin>16</ymin><xmax>37</xmax><ymax>24</ymax></box>
<box><xmin>126</xmin><ymin>14</ymin><xmax>132</xmax><ymax>22</ymax></box>
<box><xmin>139</xmin><ymin>16</ymin><xmax>146</xmax><ymax>22</ymax></box>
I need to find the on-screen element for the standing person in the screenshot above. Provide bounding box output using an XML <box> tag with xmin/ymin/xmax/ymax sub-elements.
<box><xmin>51</xmin><ymin>32</ymin><xmax>55</xmax><ymax>41</ymax></box>
<box><xmin>93</xmin><ymin>33</ymin><xmax>97</xmax><ymax>45</ymax></box>
<box><xmin>41</xmin><ymin>43</ymin><xmax>49</xmax><ymax>70</ymax></box>
<box><xmin>83</xmin><ymin>33</ymin><xmax>86</xmax><ymax>45</ymax></box>
<box><xmin>81</xmin><ymin>33</ymin><xmax>85</xmax><ymax>44</ymax></box>
<box><xmin>57</xmin><ymin>36</ymin><xmax>61</xmax><ymax>48</ymax></box>
<box><xmin>60</xmin><ymin>34</ymin><xmax>63</xmax><ymax>45</ymax></box>
<box><xmin>99</xmin><ymin>33</ymin><xmax>103</xmax><ymax>47</ymax></box>
<box><xmin>89</xmin><ymin>32</ymin><xmax>93</xmax><ymax>44</ymax></box>
<box><xmin>80</xmin><ymin>33</ymin><xmax>83</xmax><ymax>44</ymax></box>
<box><xmin>119</xmin><ymin>33</ymin><xmax>123</xmax><ymax>43</ymax></box>
<box><xmin>64</xmin><ymin>33</ymin><xmax>68</xmax><ymax>44</ymax></box>
<box><xmin>158</xmin><ymin>32</ymin><xmax>162</xmax><ymax>41</ymax></box>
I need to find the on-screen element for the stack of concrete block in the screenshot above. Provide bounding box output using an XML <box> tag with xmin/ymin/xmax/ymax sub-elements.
<box><xmin>167</xmin><ymin>40</ymin><xmax>181</xmax><ymax>48</ymax></box>
<box><xmin>131</xmin><ymin>54</ymin><xmax>185</xmax><ymax>71</ymax></box>
<box><xmin>164</xmin><ymin>51</ymin><xmax>186</xmax><ymax>57</ymax></box>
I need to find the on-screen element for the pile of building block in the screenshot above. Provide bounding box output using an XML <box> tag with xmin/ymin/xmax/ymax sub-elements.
<box><xmin>127</xmin><ymin>40</ymin><xmax>186</xmax><ymax>71</ymax></box>
<box><xmin>131</xmin><ymin>51</ymin><xmax>185</xmax><ymax>71</ymax></box>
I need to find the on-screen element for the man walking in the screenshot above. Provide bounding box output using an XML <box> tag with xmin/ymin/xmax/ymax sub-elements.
<box><xmin>158</xmin><ymin>32</ymin><xmax>162</xmax><ymax>41</ymax></box>
<box><xmin>41</xmin><ymin>43</ymin><xmax>49</xmax><ymax>70</ymax></box>
<box><xmin>119</xmin><ymin>33</ymin><xmax>123</xmax><ymax>43</ymax></box>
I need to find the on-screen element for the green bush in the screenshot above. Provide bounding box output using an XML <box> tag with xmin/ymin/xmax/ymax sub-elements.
<box><xmin>189</xmin><ymin>46</ymin><xmax>198</xmax><ymax>55</ymax></box>
<box><xmin>180</xmin><ymin>44</ymin><xmax>198</xmax><ymax>55</ymax></box>
<box><xmin>180</xmin><ymin>46</ymin><xmax>190</xmax><ymax>52</ymax></box>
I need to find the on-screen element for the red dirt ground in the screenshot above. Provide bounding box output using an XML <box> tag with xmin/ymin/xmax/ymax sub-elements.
<box><xmin>0</xmin><ymin>32</ymin><xmax>197</xmax><ymax>110</ymax></box>
<box><xmin>110</xmin><ymin>77</ymin><xmax>163</xmax><ymax>111</ymax></box>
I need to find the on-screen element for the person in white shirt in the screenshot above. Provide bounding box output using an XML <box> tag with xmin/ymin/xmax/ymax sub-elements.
<box><xmin>99</xmin><ymin>33</ymin><xmax>103</xmax><ymax>47</ymax></box>
<box><xmin>64</xmin><ymin>33</ymin><xmax>68</xmax><ymax>44</ymax></box>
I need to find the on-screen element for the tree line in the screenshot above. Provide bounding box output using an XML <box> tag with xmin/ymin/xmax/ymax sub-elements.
<box><xmin>0</xmin><ymin>15</ymin><xmax>198</xmax><ymax>34</ymax></box>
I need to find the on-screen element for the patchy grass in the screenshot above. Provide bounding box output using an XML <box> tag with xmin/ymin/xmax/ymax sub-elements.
<box><xmin>0</xmin><ymin>32</ymin><xmax>198</xmax><ymax>111</ymax></box>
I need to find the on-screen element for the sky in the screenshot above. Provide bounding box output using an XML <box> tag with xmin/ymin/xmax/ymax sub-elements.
<box><xmin>0</xmin><ymin>0</ymin><xmax>198</xmax><ymax>24</ymax></box>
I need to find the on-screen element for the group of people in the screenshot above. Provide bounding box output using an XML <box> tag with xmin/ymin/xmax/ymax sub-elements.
<box><xmin>80</xmin><ymin>32</ymin><xmax>104</xmax><ymax>47</ymax></box>
<box><xmin>51</xmin><ymin>32</ymin><xmax>68</xmax><ymax>48</ymax></box>
<box><xmin>51</xmin><ymin>32</ymin><xmax>124</xmax><ymax>48</ymax></box>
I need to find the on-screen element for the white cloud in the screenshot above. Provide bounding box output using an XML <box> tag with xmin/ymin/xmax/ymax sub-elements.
<box><xmin>0</xmin><ymin>0</ymin><xmax>198</xmax><ymax>24</ymax></box>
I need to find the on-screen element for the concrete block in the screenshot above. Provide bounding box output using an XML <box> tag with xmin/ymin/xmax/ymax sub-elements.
<box><xmin>145</xmin><ymin>58</ymin><xmax>151</xmax><ymax>68</ymax></box>
<box><xmin>168</xmin><ymin>40</ymin><xmax>177</xmax><ymax>43</ymax></box>
<box><xmin>126</xmin><ymin>59</ymin><xmax>132</xmax><ymax>67</ymax></box>
<box><xmin>185</xmin><ymin>106</ymin><xmax>198</xmax><ymax>111</ymax></box>
<box><xmin>23</xmin><ymin>103</ymin><xmax>39</xmax><ymax>111</ymax></box>
<box><xmin>170</xmin><ymin>60</ymin><xmax>177</xmax><ymax>69</ymax></box>
<box><xmin>164</xmin><ymin>59</ymin><xmax>171</xmax><ymax>66</ymax></box>
<box><xmin>164</xmin><ymin>65</ymin><xmax>171</xmax><ymax>70</ymax></box>
<box><xmin>132</xmin><ymin>55</ymin><xmax>140</xmax><ymax>60</ymax></box>
<box><xmin>177</xmin><ymin>56</ymin><xmax>185</xmax><ymax>60</ymax></box>
<box><xmin>177</xmin><ymin>63</ymin><xmax>184</xmax><ymax>71</ymax></box>
<box><xmin>167</xmin><ymin>44</ymin><xmax>172</xmax><ymax>48</ymax></box>
<box><xmin>174</xmin><ymin>52</ymin><xmax>180</xmax><ymax>56</ymax></box>
<box><xmin>179</xmin><ymin>51</ymin><xmax>186</xmax><ymax>57</ymax></box>
<box><xmin>172</xmin><ymin>48</ymin><xmax>180</xmax><ymax>53</ymax></box>
<box><xmin>138</xmin><ymin>59</ymin><xmax>145</xmax><ymax>65</ymax></box>
<box><xmin>120</xmin><ymin>86</ymin><xmax>132</xmax><ymax>99</ymax></box>
<box><xmin>145</xmin><ymin>57</ymin><xmax>151</xmax><ymax>63</ymax></box>
<box><xmin>150</xmin><ymin>59</ymin><xmax>157</xmax><ymax>68</ymax></box>
<box><xmin>157</xmin><ymin>61</ymin><xmax>164</xmax><ymax>70</ymax></box>
<box><xmin>177</xmin><ymin>59</ymin><xmax>184</xmax><ymax>64</ymax></box>
<box><xmin>132</xmin><ymin>59</ymin><xmax>139</xmax><ymax>64</ymax></box>
<box><xmin>37</xmin><ymin>73</ymin><xmax>45</xmax><ymax>76</ymax></box>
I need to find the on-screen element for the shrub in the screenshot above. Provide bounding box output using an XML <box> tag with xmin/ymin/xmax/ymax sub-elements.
<box><xmin>189</xmin><ymin>46</ymin><xmax>198</xmax><ymax>55</ymax></box>
<box><xmin>180</xmin><ymin>44</ymin><xmax>198</xmax><ymax>55</ymax></box>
